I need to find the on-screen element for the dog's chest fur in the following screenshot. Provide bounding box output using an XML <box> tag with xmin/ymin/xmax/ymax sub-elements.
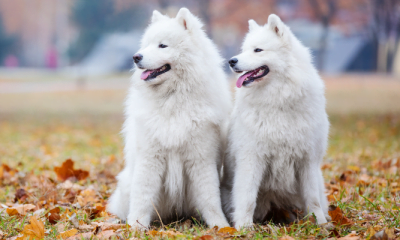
<box><xmin>127</xmin><ymin>86</ymin><xmax>221</xmax><ymax>218</ymax></box>
<box><xmin>232</xmin><ymin>89</ymin><xmax>315</xmax><ymax>195</ymax></box>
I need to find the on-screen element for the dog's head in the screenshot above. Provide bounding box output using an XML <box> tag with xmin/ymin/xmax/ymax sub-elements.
<box><xmin>229</xmin><ymin>14</ymin><xmax>292</xmax><ymax>88</ymax></box>
<box><xmin>133</xmin><ymin>8</ymin><xmax>203</xmax><ymax>85</ymax></box>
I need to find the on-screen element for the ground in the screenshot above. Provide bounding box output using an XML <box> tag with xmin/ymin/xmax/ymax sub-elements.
<box><xmin>0</xmin><ymin>73</ymin><xmax>399</xmax><ymax>239</ymax></box>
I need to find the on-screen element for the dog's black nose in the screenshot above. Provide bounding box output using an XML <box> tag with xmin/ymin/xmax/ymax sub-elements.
<box><xmin>229</xmin><ymin>58</ymin><xmax>238</xmax><ymax>67</ymax></box>
<box><xmin>133</xmin><ymin>54</ymin><xmax>143</xmax><ymax>63</ymax></box>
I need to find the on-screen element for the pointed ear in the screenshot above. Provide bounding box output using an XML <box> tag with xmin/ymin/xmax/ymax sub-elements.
<box><xmin>176</xmin><ymin>7</ymin><xmax>201</xmax><ymax>31</ymax></box>
<box><xmin>248</xmin><ymin>19</ymin><xmax>259</xmax><ymax>32</ymax></box>
<box><xmin>267</xmin><ymin>14</ymin><xmax>284</xmax><ymax>37</ymax></box>
<box><xmin>152</xmin><ymin>10</ymin><xmax>166</xmax><ymax>23</ymax></box>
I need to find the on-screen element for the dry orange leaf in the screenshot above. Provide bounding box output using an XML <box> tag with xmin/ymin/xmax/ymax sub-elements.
<box><xmin>54</xmin><ymin>159</ymin><xmax>89</xmax><ymax>182</ymax></box>
<box><xmin>370</xmin><ymin>229</ymin><xmax>396</xmax><ymax>240</ymax></box>
<box><xmin>347</xmin><ymin>165</ymin><xmax>361</xmax><ymax>173</ymax></box>
<box><xmin>147</xmin><ymin>230</ymin><xmax>182</xmax><ymax>238</ymax></box>
<box><xmin>357</xmin><ymin>174</ymin><xmax>371</xmax><ymax>186</ymax></box>
<box><xmin>328</xmin><ymin>205</ymin><xmax>353</xmax><ymax>226</ymax></box>
<box><xmin>321</xmin><ymin>163</ymin><xmax>332</xmax><ymax>170</ymax></box>
<box><xmin>217</xmin><ymin>226</ymin><xmax>237</xmax><ymax>235</ymax></box>
<box><xmin>199</xmin><ymin>235</ymin><xmax>214</xmax><ymax>240</ymax></box>
<box><xmin>97</xmin><ymin>230</ymin><xmax>121</xmax><ymax>239</ymax></box>
<box><xmin>338</xmin><ymin>231</ymin><xmax>359</xmax><ymax>240</ymax></box>
<box><xmin>6</xmin><ymin>204</ymin><xmax>36</xmax><ymax>216</ymax></box>
<box><xmin>57</xmin><ymin>228</ymin><xmax>78</xmax><ymax>239</ymax></box>
<box><xmin>147</xmin><ymin>230</ymin><xmax>159</xmax><ymax>236</ymax></box>
<box><xmin>16</xmin><ymin>216</ymin><xmax>45</xmax><ymax>240</ymax></box>
<box><xmin>47</xmin><ymin>207</ymin><xmax>61</xmax><ymax>224</ymax></box>
<box><xmin>14</xmin><ymin>188</ymin><xmax>28</xmax><ymax>203</ymax></box>
<box><xmin>77</xmin><ymin>189</ymin><xmax>97</xmax><ymax>207</ymax></box>
<box><xmin>92</xmin><ymin>222</ymin><xmax>125</xmax><ymax>231</ymax></box>
<box><xmin>86</xmin><ymin>204</ymin><xmax>106</xmax><ymax>219</ymax></box>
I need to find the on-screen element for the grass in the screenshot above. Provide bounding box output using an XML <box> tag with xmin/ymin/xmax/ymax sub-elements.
<box><xmin>0</xmin><ymin>74</ymin><xmax>399</xmax><ymax>239</ymax></box>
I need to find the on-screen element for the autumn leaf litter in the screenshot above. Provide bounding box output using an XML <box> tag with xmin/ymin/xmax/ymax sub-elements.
<box><xmin>0</xmin><ymin>114</ymin><xmax>400</xmax><ymax>239</ymax></box>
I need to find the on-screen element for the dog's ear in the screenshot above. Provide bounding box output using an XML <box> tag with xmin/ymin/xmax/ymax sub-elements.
<box><xmin>152</xmin><ymin>10</ymin><xmax>166</xmax><ymax>23</ymax></box>
<box><xmin>176</xmin><ymin>8</ymin><xmax>202</xmax><ymax>32</ymax></box>
<box><xmin>248</xmin><ymin>19</ymin><xmax>259</xmax><ymax>32</ymax></box>
<box><xmin>267</xmin><ymin>14</ymin><xmax>285</xmax><ymax>37</ymax></box>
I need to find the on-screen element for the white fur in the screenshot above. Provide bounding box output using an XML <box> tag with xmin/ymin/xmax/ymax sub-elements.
<box><xmin>108</xmin><ymin>8</ymin><xmax>231</xmax><ymax>229</ymax></box>
<box><xmin>221</xmin><ymin>14</ymin><xmax>330</xmax><ymax>228</ymax></box>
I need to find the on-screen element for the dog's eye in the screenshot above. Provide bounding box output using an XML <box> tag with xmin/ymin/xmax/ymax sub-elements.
<box><xmin>159</xmin><ymin>44</ymin><xmax>168</xmax><ymax>48</ymax></box>
<box><xmin>254</xmin><ymin>48</ymin><xmax>263</xmax><ymax>53</ymax></box>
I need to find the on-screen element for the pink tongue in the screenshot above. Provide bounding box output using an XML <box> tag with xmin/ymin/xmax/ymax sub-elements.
<box><xmin>236</xmin><ymin>71</ymin><xmax>254</xmax><ymax>88</ymax></box>
<box><xmin>140</xmin><ymin>70</ymin><xmax>153</xmax><ymax>80</ymax></box>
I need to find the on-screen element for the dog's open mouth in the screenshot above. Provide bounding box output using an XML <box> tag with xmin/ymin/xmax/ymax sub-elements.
<box><xmin>236</xmin><ymin>65</ymin><xmax>269</xmax><ymax>88</ymax></box>
<box><xmin>140</xmin><ymin>64</ymin><xmax>171</xmax><ymax>81</ymax></box>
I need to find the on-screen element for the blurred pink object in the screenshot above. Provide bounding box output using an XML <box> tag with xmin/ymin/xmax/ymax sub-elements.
<box><xmin>46</xmin><ymin>47</ymin><xmax>58</xmax><ymax>69</ymax></box>
<box><xmin>4</xmin><ymin>55</ymin><xmax>19</xmax><ymax>67</ymax></box>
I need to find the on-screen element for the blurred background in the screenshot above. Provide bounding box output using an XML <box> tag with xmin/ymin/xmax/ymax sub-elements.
<box><xmin>0</xmin><ymin>0</ymin><xmax>399</xmax><ymax>171</ymax></box>
<box><xmin>0</xmin><ymin>0</ymin><xmax>400</xmax><ymax>74</ymax></box>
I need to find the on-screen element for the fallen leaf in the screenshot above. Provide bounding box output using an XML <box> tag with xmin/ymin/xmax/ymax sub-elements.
<box><xmin>321</xmin><ymin>163</ymin><xmax>332</xmax><ymax>170</ymax></box>
<box><xmin>6</xmin><ymin>204</ymin><xmax>36</xmax><ymax>216</ymax></box>
<box><xmin>328</xmin><ymin>205</ymin><xmax>353</xmax><ymax>226</ymax></box>
<box><xmin>198</xmin><ymin>235</ymin><xmax>214</xmax><ymax>240</ymax></box>
<box><xmin>338</xmin><ymin>231</ymin><xmax>359</xmax><ymax>240</ymax></box>
<box><xmin>16</xmin><ymin>216</ymin><xmax>45</xmax><ymax>240</ymax></box>
<box><xmin>147</xmin><ymin>230</ymin><xmax>182</xmax><ymax>238</ymax></box>
<box><xmin>54</xmin><ymin>159</ymin><xmax>89</xmax><ymax>182</ymax></box>
<box><xmin>357</xmin><ymin>174</ymin><xmax>371</xmax><ymax>186</ymax></box>
<box><xmin>367</xmin><ymin>226</ymin><xmax>377</xmax><ymax>238</ymax></box>
<box><xmin>57</xmin><ymin>229</ymin><xmax>78</xmax><ymax>239</ymax></box>
<box><xmin>47</xmin><ymin>207</ymin><xmax>61</xmax><ymax>224</ymax></box>
<box><xmin>14</xmin><ymin>189</ymin><xmax>28</xmax><ymax>203</ymax></box>
<box><xmin>78</xmin><ymin>224</ymin><xmax>94</xmax><ymax>231</ymax></box>
<box><xmin>68</xmin><ymin>213</ymin><xmax>79</xmax><ymax>228</ymax></box>
<box><xmin>97</xmin><ymin>230</ymin><xmax>121</xmax><ymax>239</ymax></box>
<box><xmin>57</xmin><ymin>223</ymin><xmax>67</xmax><ymax>233</ymax></box>
<box><xmin>370</xmin><ymin>229</ymin><xmax>396</xmax><ymax>240</ymax></box>
<box><xmin>147</xmin><ymin>230</ymin><xmax>160</xmax><ymax>236</ymax></box>
<box><xmin>92</xmin><ymin>222</ymin><xmax>125</xmax><ymax>231</ymax></box>
<box><xmin>217</xmin><ymin>227</ymin><xmax>237</xmax><ymax>236</ymax></box>
<box><xmin>77</xmin><ymin>189</ymin><xmax>97</xmax><ymax>207</ymax></box>
<box><xmin>347</xmin><ymin>165</ymin><xmax>361</xmax><ymax>173</ymax></box>
<box><xmin>86</xmin><ymin>204</ymin><xmax>105</xmax><ymax>219</ymax></box>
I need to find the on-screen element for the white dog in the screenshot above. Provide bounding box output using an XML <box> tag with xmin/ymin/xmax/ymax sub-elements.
<box><xmin>107</xmin><ymin>8</ymin><xmax>231</xmax><ymax>229</ymax></box>
<box><xmin>221</xmin><ymin>14</ymin><xmax>330</xmax><ymax>228</ymax></box>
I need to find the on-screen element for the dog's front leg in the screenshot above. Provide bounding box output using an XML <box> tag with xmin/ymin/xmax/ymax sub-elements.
<box><xmin>127</xmin><ymin>155</ymin><xmax>165</xmax><ymax>230</ymax></box>
<box><xmin>187</xmin><ymin>155</ymin><xmax>229</xmax><ymax>228</ymax></box>
<box><xmin>300</xmin><ymin>164</ymin><xmax>327</xmax><ymax>224</ymax></box>
<box><xmin>232</xmin><ymin>154</ymin><xmax>265</xmax><ymax>229</ymax></box>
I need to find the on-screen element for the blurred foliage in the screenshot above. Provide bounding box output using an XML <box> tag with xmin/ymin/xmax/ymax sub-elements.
<box><xmin>0</xmin><ymin>15</ymin><xmax>16</xmax><ymax>64</ymax></box>
<box><xmin>69</xmin><ymin>0</ymin><xmax>148</xmax><ymax>63</ymax></box>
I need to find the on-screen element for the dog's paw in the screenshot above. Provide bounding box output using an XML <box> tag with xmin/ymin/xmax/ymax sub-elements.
<box><xmin>212</xmin><ymin>222</ymin><xmax>231</xmax><ymax>229</ymax></box>
<box><xmin>234</xmin><ymin>221</ymin><xmax>254</xmax><ymax>230</ymax></box>
<box><xmin>320</xmin><ymin>222</ymin><xmax>335</xmax><ymax>231</ymax></box>
<box><xmin>129</xmin><ymin>222</ymin><xmax>147</xmax><ymax>232</ymax></box>
<box><xmin>127</xmin><ymin>218</ymin><xmax>149</xmax><ymax>232</ymax></box>
<box><xmin>325</xmin><ymin>214</ymin><xmax>332</xmax><ymax>222</ymax></box>
<box><xmin>316</xmin><ymin>217</ymin><xmax>328</xmax><ymax>225</ymax></box>
<box><xmin>206</xmin><ymin>218</ymin><xmax>230</xmax><ymax>229</ymax></box>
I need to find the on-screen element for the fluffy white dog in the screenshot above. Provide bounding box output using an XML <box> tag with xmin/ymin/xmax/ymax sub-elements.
<box><xmin>108</xmin><ymin>8</ymin><xmax>231</xmax><ymax>229</ymax></box>
<box><xmin>221</xmin><ymin>14</ymin><xmax>330</xmax><ymax>228</ymax></box>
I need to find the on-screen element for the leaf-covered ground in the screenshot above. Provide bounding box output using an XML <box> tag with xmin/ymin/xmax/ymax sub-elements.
<box><xmin>0</xmin><ymin>75</ymin><xmax>399</xmax><ymax>239</ymax></box>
